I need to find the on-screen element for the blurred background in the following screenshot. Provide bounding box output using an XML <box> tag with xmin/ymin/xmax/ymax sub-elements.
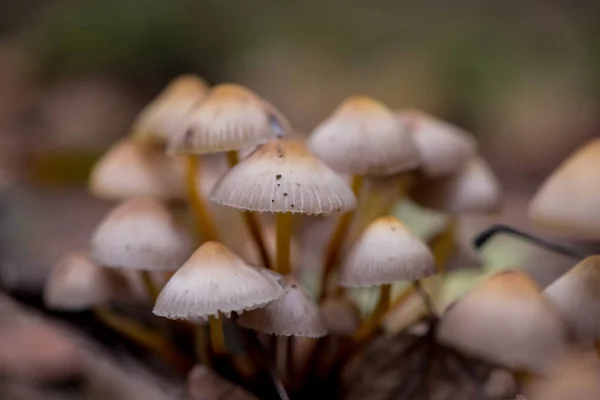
<box><xmin>0</xmin><ymin>0</ymin><xmax>599</xmax><ymax>397</ymax></box>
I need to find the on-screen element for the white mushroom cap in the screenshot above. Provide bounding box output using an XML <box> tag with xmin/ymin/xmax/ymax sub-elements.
<box><xmin>89</xmin><ymin>139</ymin><xmax>186</xmax><ymax>202</ymax></box>
<box><xmin>398</xmin><ymin>109</ymin><xmax>477</xmax><ymax>178</ymax></box>
<box><xmin>306</xmin><ymin>96</ymin><xmax>419</xmax><ymax>176</ymax></box>
<box><xmin>529</xmin><ymin>138</ymin><xmax>600</xmax><ymax>240</ymax></box>
<box><xmin>237</xmin><ymin>276</ymin><xmax>328</xmax><ymax>337</ymax></box>
<box><xmin>321</xmin><ymin>296</ymin><xmax>360</xmax><ymax>336</ymax></box>
<box><xmin>544</xmin><ymin>255</ymin><xmax>600</xmax><ymax>346</ymax></box>
<box><xmin>410</xmin><ymin>156</ymin><xmax>502</xmax><ymax>214</ymax></box>
<box><xmin>153</xmin><ymin>241</ymin><xmax>284</xmax><ymax>320</ymax></box>
<box><xmin>44</xmin><ymin>251</ymin><xmax>130</xmax><ymax>311</ymax></box>
<box><xmin>437</xmin><ymin>270</ymin><xmax>568</xmax><ymax>373</ymax></box>
<box><xmin>131</xmin><ymin>74</ymin><xmax>208</xmax><ymax>145</ymax></box>
<box><xmin>210</xmin><ymin>138</ymin><xmax>357</xmax><ymax>215</ymax></box>
<box><xmin>339</xmin><ymin>216</ymin><xmax>435</xmax><ymax>287</ymax></box>
<box><xmin>90</xmin><ymin>197</ymin><xmax>194</xmax><ymax>271</ymax></box>
<box><xmin>168</xmin><ymin>83</ymin><xmax>289</xmax><ymax>155</ymax></box>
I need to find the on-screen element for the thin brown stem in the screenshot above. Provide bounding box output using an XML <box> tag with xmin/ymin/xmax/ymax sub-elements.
<box><xmin>352</xmin><ymin>284</ymin><xmax>391</xmax><ymax>344</ymax></box>
<box><xmin>209</xmin><ymin>315</ymin><xmax>227</xmax><ymax>355</ymax></box>
<box><xmin>194</xmin><ymin>325</ymin><xmax>211</xmax><ymax>366</ymax></box>
<box><xmin>276</xmin><ymin>213</ymin><xmax>292</xmax><ymax>274</ymax></box>
<box><xmin>186</xmin><ymin>155</ymin><xmax>218</xmax><ymax>241</ymax></box>
<box><xmin>140</xmin><ymin>270</ymin><xmax>160</xmax><ymax>301</ymax></box>
<box><xmin>430</xmin><ymin>217</ymin><xmax>457</xmax><ymax>274</ymax></box>
<box><xmin>413</xmin><ymin>280</ymin><xmax>438</xmax><ymax>317</ymax></box>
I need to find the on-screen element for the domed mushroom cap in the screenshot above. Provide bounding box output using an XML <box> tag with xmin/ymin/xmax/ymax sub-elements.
<box><xmin>399</xmin><ymin>109</ymin><xmax>477</xmax><ymax>178</ymax></box>
<box><xmin>89</xmin><ymin>139</ymin><xmax>186</xmax><ymax>202</ymax></box>
<box><xmin>237</xmin><ymin>276</ymin><xmax>328</xmax><ymax>337</ymax></box>
<box><xmin>90</xmin><ymin>197</ymin><xmax>194</xmax><ymax>271</ymax></box>
<box><xmin>44</xmin><ymin>251</ymin><xmax>130</xmax><ymax>311</ymax></box>
<box><xmin>544</xmin><ymin>255</ymin><xmax>600</xmax><ymax>345</ymax></box>
<box><xmin>339</xmin><ymin>216</ymin><xmax>435</xmax><ymax>287</ymax></box>
<box><xmin>307</xmin><ymin>96</ymin><xmax>419</xmax><ymax>176</ymax></box>
<box><xmin>153</xmin><ymin>241</ymin><xmax>284</xmax><ymax>320</ymax></box>
<box><xmin>321</xmin><ymin>296</ymin><xmax>360</xmax><ymax>335</ymax></box>
<box><xmin>410</xmin><ymin>156</ymin><xmax>502</xmax><ymax>214</ymax></box>
<box><xmin>437</xmin><ymin>270</ymin><xmax>568</xmax><ymax>373</ymax></box>
<box><xmin>168</xmin><ymin>83</ymin><xmax>289</xmax><ymax>155</ymax></box>
<box><xmin>210</xmin><ymin>139</ymin><xmax>357</xmax><ymax>215</ymax></box>
<box><xmin>529</xmin><ymin>139</ymin><xmax>600</xmax><ymax>240</ymax></box>
<box><xmin>131</xmin><ymin>74</ymin><xmax>208</xmax><ymax>145</ymax></box>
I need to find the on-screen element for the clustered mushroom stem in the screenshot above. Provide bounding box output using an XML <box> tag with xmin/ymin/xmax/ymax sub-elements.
<box><xmin>208</xmin><ymin>315</ymin><xmax>227</xmax><ymax>355</ymax></box>
<box><xmin>430</xmin><ymin>217</ymin><xmax>458</xmax><ymax>274</ymax></box>
<box><xmin>276</xmin><ymin>213</ymin><xmax>293</xmax><ymax>274</ymax></box>
<box><xmin>320</xmin><ymin>175</ymin><xmax>364</xmax><ymax>299</ymax></box>
<box><xmin>194</xmin><ymin>326</ymin><xmax>211</xmax><ymax>367</ymax></box>
<box><xmin>185</xmin><ymin>155</ymin><xmax>219</xmax><ymax>241</ymax></box>
<box><xmin>412</xmin><ymin>280</ymin><xmax>438</xmax><ymax>317</ymax></box>
<box><xmin>94</xmin><ymin>306</ymin><xmax>191</xmax><ymax>373</ymax></box>
<box><xmin>352</xmin><ymin>284</ymin><xmax>391</xmax><ymax>344</ymax></box>
<box><xmin>140</xmin><ymin>270</ymin><xmax>160</xmax><ymax>301</ymax></box>
<box><xmin>226</xmin><ymin>150</ymin><xmax>272</xmax><ymax>269</ymax></box>
<box><xmin>276</xmin><ymin>336</ymin><xmax>290</xmax><ymax>385</ymax></box>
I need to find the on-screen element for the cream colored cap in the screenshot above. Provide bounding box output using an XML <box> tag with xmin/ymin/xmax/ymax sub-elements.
<box><xmin>44</xmin><ymin>251</ymin><xmax>129</xmax><ymax>311</ymax></box>
<box><xmin>437</xmin><ymin>270</ymin><xmax>568</xmax><ymax>373</ymax></box>
<box><xmin>544</xmin><ymin>255</ymin><xmax>600</xmax><ymax>345</ymax></box>
<box><xmin>90</xmin><ymin>197</ymin><xmax>194</xmax><ymax>271</ymax></box>
<box><xmin>89</xmin><ymin>139</ymin><xmax>186</xmax><ymax>202</ymax></box>
<box><xmin>168</xmin><ymin>83</ymin><xmax>290</xmax><ymax>155</ymax></box>
<box><xmin>529</xmin><ymin>139</ymin><xmax>600</xmax><ymax>240</ymax></box>
<box><xmin>131</xmin><ymin>74</ymin><xmax>208</xmax><ymax>145</ymax></box>
<box><xmin>321</xmin><ymin>296</ymin><xmax>360</xmax><ymax>335</ymax></box>
<box><xmin>237</xmin><ymin>276</ymin><xmax>328</xmax><ymax>337</ymax></box>
<box><xmin>210</xmin><ymin>138</ymin><xmax>357</xmax><ymax>215</ymax></box>
<box><xmin>153</xmin><ymin>241</ymin><xmax>284</xmax><ymax>320</ymax></box>
<box><xmin>399</xmin><ymin>109</ymin><xmax>477</xmax><ymax>178</ymax></box>
<box><xmin>339</xmin><ymin>216</ymin><xmax>435</xmax><ymax>287</ymax></box>
<box><xmin>410</xmin><ymin>156</ymin><xmax>502</xmax><ymax>213</ymax></box>
<box><xmin>306</xmin><ymin>96</ymin><xmax>419</xmax><ymax>176</ymax></box>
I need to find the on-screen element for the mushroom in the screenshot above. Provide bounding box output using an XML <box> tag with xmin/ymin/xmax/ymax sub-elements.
<box><xmin>409</xmin><ymin>156</ymin><xmax>502</xmax><ymax>214</ymax></box>
<box><xmin>88</xmin><ymin>138</ymin><xmax>186</xmax><ymax>202</ymax></box>
<box><xmin>529</xmin><ymin>138</ymin><xmax>600</xmax><ymax>240</ymax></box>
<box><xmin>543</xmin><ymin>255</ymin><xmax>600</xmax><ymax>346</ymax></box>
<box><xmin>398</xmin><ymin>109</ymin><xmax>478</xmax><ymax>179</ymax></box>
<box><xmin>90</xmin><ymin>196</ymin><xmax>194</xmax><ymax>299</ymax></box>
<box><xmin>153</xmin><ymin>241</ymin><xmax>284</xmax><ymax>353</ymax></box>
<box><xmin>437</xmin><ymin>270</ymin><xmax>568</xmax><ymax>374</ymax></box>
<box><xmin>339</xmin><ymin>216</ymin><xmax>436</xmax><ymax>342</ymax></box>
<box><xmin>306</xmin><ymin>96</ymin><xmax>420</xmax><ymax>298</ymax></box>
<box><xmin>130</xmin><ymin>74</ymin><xmax>208</xmax><ymax>146</ymax></box>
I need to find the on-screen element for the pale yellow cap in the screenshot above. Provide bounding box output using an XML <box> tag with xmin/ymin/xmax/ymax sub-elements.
<box><xmin>89</xmin><ymin>139</ymin><xmax>186</xmax><ymax>202</ymax></box>
<box><xmin>168</xmin><ymin>83</ymin><xmax>291</xmax><ymax>155</ymax></box>
<box><xmin>410</xmin><ymin>156</ymin><xmax>502</xmax><ymax>213</ymax></box>
<box><xmin>529</xmin><ymin>139</ymin><xmax>600</xmax><ymax>240</ymax></box>
<box><xmin>237</xmin><ymin>276</ymin><xmax>328</xmax><ymax>337</ymax></box>
<box><xmin>90</xmin><ymin>197</ymin><xmax>194</xmax><ymax>271</ymax></box>
<box><xmin>210</xmin><ymin>139</ymin><xmax>357</xmax><ymax>215</ymax></box>
<box><xmin>131</xmin><ymin>74</ymin><xmax>208</xmax><ymax>145</ymax></box>
<box><xmin>399</xmin><ymin>109</ymin><xmax>477</xmax><ymax>178</ymax></box>
<box><xmin>437</xmin><ymin>270</ymin><xmax>568</xmax><ymax>373</ymax></box>
<box><xmin>339</xmin><ymin>216</ymin><xmax>435</xmax><ymax>287</ymax></box>
<box><xmin>153</xmin><ymin>241</ymin><xmax>284</xmax><ymax>320</ymax></box>
<box><xmin>307</xmin><ymin>96</ymin><xmax>419</xmax><ymax>175</ymax></box>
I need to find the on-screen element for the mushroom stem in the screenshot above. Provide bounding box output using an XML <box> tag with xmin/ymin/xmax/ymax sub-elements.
<box><xmin>140</xmin><ymin>270</ymin><xmax>160</xmax><ymax>301</ymax></box>
<box><xmin>226</xmin><ymin>150</ymin><xmax>272</xmax><ymax>269</ymax></box>
<box><xmin>352</xmin><ymin>284</ymin><xmax>391</xmax><ymax>344</ymax></box>
<box><xmin>194</xmin><ymin>325</ymin><xmax>211</xmax><ymax>367</ymax></box>
<box><xmin>94</xmin><ymin>306</ymin><xmax>191</xmax><ymax>373</ymax></box>
<box><xmin>412</xmin><ymin>280</ymin><xmax>438</xmax><ymax>317</ymax></box>
<box><xmin>209</xmin><ymin>315</ymin><xmax>227</xmax><ymax>355</ymax></box>
<box><xmin>276</xmin><ymin>213</ymin><xmax>293</xmax><ymax>274</ymax></box>
<box><xmin>276</xmin><ymin>336</ymin><xmax>290</xmax><ymax>385</ymax></box>
<box><xmin>320</xmin><ymin>175</ymin><xmax>364</xmax><ymax>299</ymax></box>
<box><xmin>429</xmin><ymin>217</ymin><xmax>457</xmax><ymax>274</ymax></box>
<box><xmin>186</xmin><ymin>155</ymin><xmax>219</xmax><ymax>241</ymax></box>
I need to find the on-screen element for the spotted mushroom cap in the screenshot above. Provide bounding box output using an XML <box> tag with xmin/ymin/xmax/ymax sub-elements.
<box><xmin>237</xmin><ymin>275</ymin><xmax>328</xmax><ymax>337</ymax></box>
<box><xmin>90</xmin><ymin>196</ymin><xmax>194</xmax><ymax>271</ymax></box>
<box><xmin>209</xmin><ymin>138</ymin><xmax>357</xmax><ymax>215</ymax></box>
<box><xmin>153</xmin><ymin>241</ymin><xmax>284</xmax><ymax>321</ymax></box>
<box><xmin>131</xmin><ymin>74</ymin><xmax>208</xmax><ymax>145</ymax></box>
<box><xmin>307</xmin><ymin>96</ymin><xmax>419</xmax><ymax>176</ymax></box>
